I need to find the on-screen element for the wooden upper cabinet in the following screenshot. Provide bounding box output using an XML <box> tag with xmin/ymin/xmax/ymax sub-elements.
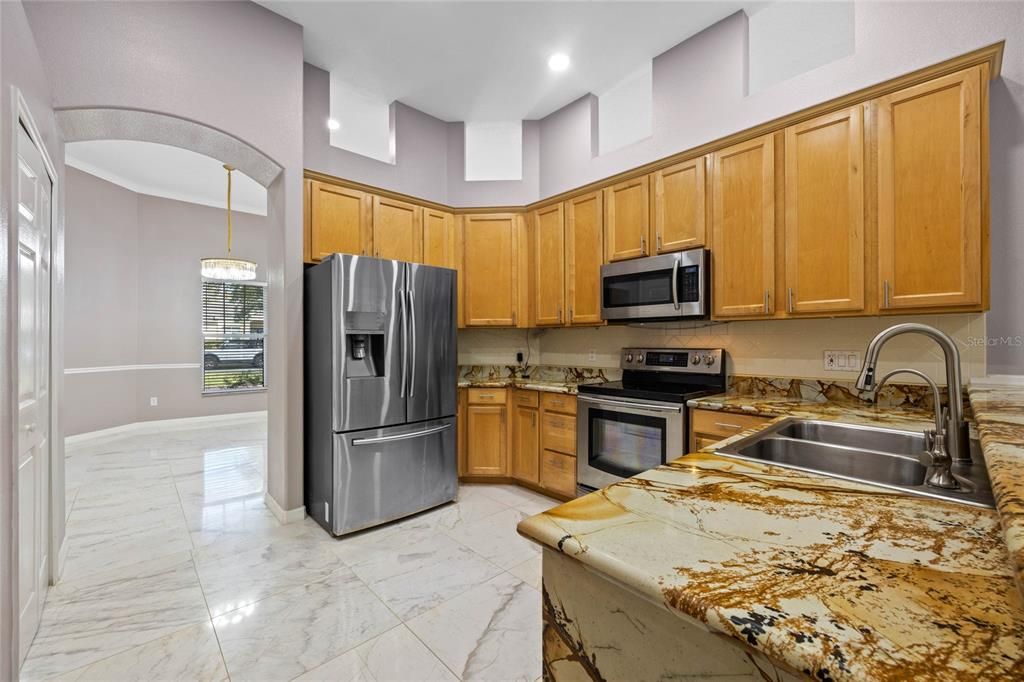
<box><xmin>461</xmin><ymin>213</ymin><xmax>521</xmax><ymax>327</ymax></box>
<box><xmin>875</xmin><ymin>66</ymin><xmax>983</xmax><ymax>310</ymax></box>
<box><xmin>308</xmin><ymin>181</ymin><xmax>370</xmax><ymax>261</ymax></box>
<box><xmin>784</xmin><ymin>106</ymin><xmax>865</xmax><ymax>314</ymax></box>
<box><xmin>422</xmin><ymin>208</ymin><xmax>455</xmax><ymax>269</ymax></box>
<box><xmin>533</xmin><ymin>204</ymin><xmax>566</xmax><ymax>326</ymax></box>
<box><xmin>566</xmin><ymin>191</ymin><xmax>604</xmax><ymax>325</ymax></box>
<box><xmin>604</xmin><ymin>176</ymin><xmax>650</xmax><ymax>262</ymax></box>
<box><xmin>372</xmin><ymin>196</ymin><xmax>422</xmax><ymax>262</ymax></box>
<box><xmin>711</xmin><ymin>134</ymin><xmax>776</xmax><ymax>318</ymax></box>
<box><xmin>651</xmin><ymin>156</ymin><xmax>707</xmax><ymax>253</ymax></box>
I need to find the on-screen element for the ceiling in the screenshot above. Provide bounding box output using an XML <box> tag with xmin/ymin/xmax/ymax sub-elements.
<box><xmin>259</xmin><ymin>1</ymin><xmax>747</xmax><ymax>122</ymax></box>
<box><xmin>65</xmin><ymin>140</ymin><xmax>268</xmax><ymax>216</ymax></box>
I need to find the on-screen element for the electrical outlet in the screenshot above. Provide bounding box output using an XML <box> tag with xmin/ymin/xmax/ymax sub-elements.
<box><xmin>588</xmin><ymin>349</ymin><xmax>597</xmax><ymax>362</ymax></box>
<box><xmin>516</xmin><ymin>351</ymin><xmax>524</xmax><ymax>364</ymax></box>
<box><xmin>823</xmin><ymin>351</ymin><xmax>861</xmax><ymax>372</ymax></box>
<box><xmin>149</xmin><ymin>396</ymin><xmax>159</xmax><ymax>407</ymax></box>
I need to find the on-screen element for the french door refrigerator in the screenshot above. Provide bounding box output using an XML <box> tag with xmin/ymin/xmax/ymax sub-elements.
<box><xmin>304</xmin><ymin>254</ymin><xmax>457</xmax><ymax>536</ymax></box>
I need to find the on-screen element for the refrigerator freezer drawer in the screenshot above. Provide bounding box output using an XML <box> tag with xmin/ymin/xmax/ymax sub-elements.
<box><xmin>328</xmin><ymin>417</ymin><xmax>457</xmax><ymax>536</ymax></box>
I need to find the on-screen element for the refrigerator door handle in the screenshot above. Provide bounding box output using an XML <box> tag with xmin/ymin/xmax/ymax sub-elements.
<box><xmin>351</xmin><ymin>422</ymin><xmax>453</xmax><ymax>446</ymax></box>
<box><xmin>408</xmin><ymin>287</ymin><xmax>417</xmax><ymax>397</ymax></box>
<box><xmin>399</xmin><ymin>287</ymin><xmax>407</xmax><ymax>399</ymax></box>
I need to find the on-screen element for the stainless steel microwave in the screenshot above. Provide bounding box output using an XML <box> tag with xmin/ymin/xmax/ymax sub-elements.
<box><xmin>600</xmin><ymin>248</ymin><xmax>709</xmax><ymax>322</ymax></box>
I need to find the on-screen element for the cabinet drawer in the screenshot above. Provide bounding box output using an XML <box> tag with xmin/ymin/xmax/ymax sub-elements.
<box><xmin>540</xmin><ymin>392</ymin><xmax>576</xmax><ymax>415</ymax></box>
<box><xmin>540</xmin><ymin>450</ymin><xmax>576</xmax><ymax>497</ymax></box>
<box><xmin>468</xmin><ymin>388</ymin><xmax>508</xmax><ymax>405</ymax></box>
<box><xmin>690</xmin><ymin>408</ymin><xmax>771</xmax><ymax>438</ymax></box>
<box><xmin>512</xmin><ymin>389</ymin><xmax>540</xmax><ymax>408</ymax></box>
<box><xmin>542</xmin><ymin>412</ymin><xmax>576</xmax><ymax>455</ymax></box>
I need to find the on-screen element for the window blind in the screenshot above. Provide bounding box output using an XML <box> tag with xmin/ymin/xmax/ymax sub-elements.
<box><xmin>202</xmin><ymin>281</ymin><xmax>265</xmax><ymax>393</ymax></box>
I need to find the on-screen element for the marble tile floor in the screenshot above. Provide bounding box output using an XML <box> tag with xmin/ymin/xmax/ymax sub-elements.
<box><xmin>23</xmin><ymin>416</ymin><xmax>552</xmax><ymax>681</ymax></box>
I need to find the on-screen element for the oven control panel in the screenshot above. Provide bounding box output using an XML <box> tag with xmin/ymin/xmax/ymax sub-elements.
<box><xmin>620</xmin><ymin>348</ymin><xmax>724</xmax><ymax>374</ymax></box>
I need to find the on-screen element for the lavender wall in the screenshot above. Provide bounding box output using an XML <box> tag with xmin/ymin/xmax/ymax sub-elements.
<box><xmin>24</xmin><ymin>0</ymin><xmax>307</xmax><ymax>512</ymax></box>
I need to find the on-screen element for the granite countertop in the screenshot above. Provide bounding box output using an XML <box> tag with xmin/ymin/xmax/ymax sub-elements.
<box><xmin>518</xmin><ymin>405</ymin><xmax>1024</xmax><ymax>680</ymax></box>
<box><xmin>457</xmin><ymin>376</ymin><xmax>581</xmax><ymax>395</ymax></box>
<box><xmin>457</xmin><ymin>364</ymin><xmax>617</xmax><ymax>395</ymax></box>
<box><xmin>967</xmin><ymin>380</ymin><xmax>1024</xmax><ymax>596</ymax></box>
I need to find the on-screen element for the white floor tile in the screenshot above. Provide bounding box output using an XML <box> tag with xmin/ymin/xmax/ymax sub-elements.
<box><xmin>446</xmin><ymin>507</ymin><xmax>540</xmax><ymax>569</ymax></box>
<box><xmin>294</xmin><ymin>624</ymin><xmax>457</xmax><ymax>682</ymax></box>
<box><xmin>508</xmin><ymin>554</ymin><xmax>543</xmax><ymax>591</ymax></box>
<box><xmin>213</xmin><ymin>571</ymin><xmax>398</xmax><ymax>681</ymax></box>
<box><xmin>407</xmin><ymin>572</ymin><xmax>542</xmax><ymax>681</ymax></box>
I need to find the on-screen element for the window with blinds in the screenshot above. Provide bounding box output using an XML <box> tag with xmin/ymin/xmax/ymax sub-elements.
<box><xmin>202</xmin><ymin>280</ymin><xmax>266</xmax><ymax>393</ymax></box>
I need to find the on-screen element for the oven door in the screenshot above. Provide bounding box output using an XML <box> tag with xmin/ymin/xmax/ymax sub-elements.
<box><xmin>576</xmin><ymin>394</ymin><xmax>685</xmax><ymax>490</ymax></box>
<box><xmin>600</xmin><ymin>249</ymin><xmax>707</xmax><ymax>321</ymax></box>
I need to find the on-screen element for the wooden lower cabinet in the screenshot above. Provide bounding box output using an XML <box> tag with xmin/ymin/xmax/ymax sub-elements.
<box><xmin>511</xmin><ymin>401</ymin><xmax>540</xmax><ymax>484</ymax></box>
<box><xmin>539</xmin><ymin>450</ymin><xmax>576</xmax><ymax>497</ymax></box>
<box><xmin>689</xmin><ymin>408</ymin><xmax>771</xmax><ymax>452</ymax></box>
<box><xmin>465</xmin><ymin>402</ymin><xmax>507</xmax><ymax>477</ymax></box>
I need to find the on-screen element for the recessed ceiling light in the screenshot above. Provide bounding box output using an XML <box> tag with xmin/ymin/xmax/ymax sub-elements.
<box><xmin>327</xmin><ymin>118</ymin><xmax>340</xmax><ymax>131</ymax></box>
<box><xmin>548</xmin><ymin>53</ymin><xmax>570</xmax><ymax>72</ymax></box>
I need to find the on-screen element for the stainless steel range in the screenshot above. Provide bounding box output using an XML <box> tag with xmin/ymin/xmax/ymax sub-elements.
<box><xmin>576</xmin><ymin>348</ymin><xmax>726</xmax><ymax>491</ymax></box>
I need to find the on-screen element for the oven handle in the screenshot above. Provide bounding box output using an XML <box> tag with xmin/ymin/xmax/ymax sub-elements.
<box><xmin>580</xmin><ymin>396</ymin><xmax>682</xmax><ymax>413</ymax></box>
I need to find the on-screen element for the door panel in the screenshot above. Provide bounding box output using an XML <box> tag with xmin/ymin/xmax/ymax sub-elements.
<box><xmin>604</xmin><ymin>176</ymin><xmax>650</xmax><ymax>262</ymax></box>
<box><xmin>876</xmin><ymin>66</ymin><xmax>982</xmax><ymax>309</ymax></box>
<box><xmin>407</xmin><ymin>263</ymin><xmax>457</xmax><ymax>422</ymax></box>
<box><xmin>466</xmin><ymin>405</ymin><xmax>507</xmax><ymax>476</ymax></box>
<box><xmin>16</xmin><ymin>123</ymin><xmax>52</xmax><ymax>664</ymax></box>
<box><xmin>310</xmin><ymin>182</ymin><xmax>370</xmax><ymax>260</ymax></box>
<box><xmin>333</xmin><ymin>418</ymin><xmax>456</xmax><ymax>535</ymax></box>
<box><xmin>566</xmin><ymin>192</ymin><xmax>604</xmax><ymax>325</ymax></box>
<box><xmin>784</xmin><ymin>106</ymin><xmax>865</xmax><ymax>314</ymax></box>
<box><xmin>461</xmin><ymin>214</ymin><xmax>519</xmax><ymax>326</ymax></box>
<box><xmin>373</xmin><ymin>196</ymin><xmax>422</xmax><ymax>262</ymax></box>
<box><xmin>422</xmin><ymin>208</ymin><xmax>455</xmax><ymax>268</ymax></box>
<box><xmin>652</xmin><ymin>157</ymin><xmax>706</xmax><ymax>253</ymax></box>
<box><xmin>533</xmin><ymin>204</ymin><xmax>565</xmax><ymax>326</ymax></box>
<box><xmin>711</xmin><ymin>134</ymin><xmax>775</xmax><ymax>318</ymax></box>
<box><xmin>331</xmin><ymin>255</ymin><xmax>407</xmax><ymax>432</ymax></box>
<box><xmin>512</xmin><ymin>404</ymin><xmax>540</xmax><ymax>484</ymax></box>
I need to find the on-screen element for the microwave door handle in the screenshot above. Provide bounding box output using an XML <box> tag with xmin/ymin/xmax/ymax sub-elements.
<box><xmin>671</xmin><ymin>257</ymin><xmax>680</xmax><ymax>310</ymax></box>
<box><xmin>583</xmin><ymin>396</ymin><xmax>682</xmax><ymax>413</ymax></box>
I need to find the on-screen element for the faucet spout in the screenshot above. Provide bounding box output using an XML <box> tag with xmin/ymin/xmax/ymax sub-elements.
<box><xmin>856</xmin><ymin>323</ymin><xmax>969</xmax><ymax>462</ymax></box>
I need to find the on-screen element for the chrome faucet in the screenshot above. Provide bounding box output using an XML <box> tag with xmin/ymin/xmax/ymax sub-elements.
<box><xmin>855</xmin><ymin>323</ymin><xmax>970</xmax><ymax>463</ymax></box>
<box><xmin>874</xmin><ymin>368</ymin><xmax>958</xmax><ymax>489</ymax></box>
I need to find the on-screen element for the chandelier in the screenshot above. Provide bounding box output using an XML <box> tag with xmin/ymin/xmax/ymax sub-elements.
<box><xmin>201</xmin><ymin>164</ymin><xmax>257</xmax><ymax>281</ymax></box>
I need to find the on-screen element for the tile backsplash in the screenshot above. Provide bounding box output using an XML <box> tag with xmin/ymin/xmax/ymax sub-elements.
<box><xmin>458</xmin><ymin>313</ymin><xmax>987</xmax><ymax>387</ymax></box>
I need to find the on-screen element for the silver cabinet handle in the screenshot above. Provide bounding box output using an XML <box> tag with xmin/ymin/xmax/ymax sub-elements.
<box><xmin>640</xmin><ymin>234</ymin><xmax>647</xmax><ymax>255</ymax></box>
<box><xmin>656</xmin><ymin>232</ymin><xmax>662</xmax><ymax>252</ymax></box>
<box><xmin>671</xmin><ymin>257</ymin><xmax>680</xmax><ymax>310</ymax></box>
<box><xmin>763</xmin><ymin>289</ymin><xmax>770</xmax><ymax>314</ymax></box>
<box><xmin>352</xmin><ymin>422</ymin><xmax>452</xmax><ymax>446</ymax></box>
<box><xmin>883</xmin><ymin>280</ymin><xmax>890</xmax><ymax>308</ymax></box>
<box><xmin>558</xmin><ymin>307</ymin><xmax>563</xmax><ymax>324</ymax></box>
<box><xmin>714</xmin><ymin>422</ymin><xmax>744</xmax><ymax>430</ymax></box>
<box><xmin>787</xmin><ymin>287</ymin><xmax>794</xmax><ymax>313</ymax></box>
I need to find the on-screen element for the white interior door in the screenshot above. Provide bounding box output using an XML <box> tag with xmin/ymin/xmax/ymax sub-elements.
<box><xmin>16</xmin><ymin>123</ymin><xmax>52</xmax><ymax>665</ymax></box>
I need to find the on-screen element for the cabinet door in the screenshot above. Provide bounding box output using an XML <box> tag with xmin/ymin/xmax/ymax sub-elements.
<box><xmin>373</xmin><ymin>196</ymin><xmax>422</xmax><ymax>262</ymax></box>
<box><xmin>533</xmin><ymin>204</ymin><xmax>566</xmax><ymax>326</ymax></box>
<box><xmin>876</xmin><ymin>66</ymin><xmax>983</xmax><ymax>310</ymax></box>
<box><xmin>461</xmin><ymin>214</ymin><xmax>520</xmax><ymax>327</ymax></box>
<box><xmin>466</xmin><ymin>405</ymin><xmax>507</xmax><ymax>476</ymax></box>
<box><xmin>511</xmin><ymin>404</ymin><xmax>540</xmax><ymax>484</ymax></box>
<box><xmin>565</xmin><ymin>191</ymin><xmax>604</xmax><ymax>325</ymax></box>
<box><xmin>711</xmin><ymin>134</ymin><xmax>776</xmax><ymax>318</ymax></box>
<box><xmin>784</xmin><ymin>106</ymin><xmax>865</xmax><ymax>314</ymax></box>
<box><xmin>604</xmin><ymin>176</ymin><xmax>650</xmax><ymax>262</ymax></box>
<box><xmin>309</xmin><ymin>181</ymin><xmax>370</xmax><ymax>261</ymax></box>
<box><xmin>652</xmin><ymin>157</ymin><xmax>706</xmax><ymax>253</ymax></box>
<box><xmin>423</xmin><ymin>208</ymin><xmax>455</xmax><ymax>268</ymax></box>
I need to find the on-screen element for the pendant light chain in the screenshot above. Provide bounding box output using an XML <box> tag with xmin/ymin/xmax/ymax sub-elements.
<box><xmin>200</xmin><ymin>162</ymin><xmax>256</xmax><ymax>281</ymax></box>
<box><xmin>225</xmin><ymin>164</ymin><xmax>234</xmax><ymax>254</ymax></box>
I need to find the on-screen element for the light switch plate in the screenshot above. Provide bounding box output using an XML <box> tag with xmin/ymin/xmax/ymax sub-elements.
<box><xmin>588</xmin><ymin>349</ymin><xmax>597</xmax><ymax>362</ymax></box>
<box><xmin>823</xmin><ymin>350</ymin><xmax>861</xmax><ymax>371</ymax></box>
<box><xmin>149</xmin><ymin>396</ymin><xmax>159</xmax><ymax>407</ymax></box>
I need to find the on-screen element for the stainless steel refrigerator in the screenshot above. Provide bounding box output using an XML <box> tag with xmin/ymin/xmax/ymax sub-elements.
<box><xmin>304</xmin><ymin>254</ymin><xmax>457</xmax><ymax>536</ymax></box>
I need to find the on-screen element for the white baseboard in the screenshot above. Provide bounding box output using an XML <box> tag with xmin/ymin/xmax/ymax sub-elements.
<box><xmin>265</xmin><ymin>492</ymin><xmax>306</xmax><ymax>525</ymax></box>
<box><xmin>65</xmin><ymin>410</ymin><xmax>267</xmax><ymax>445</ymax></box>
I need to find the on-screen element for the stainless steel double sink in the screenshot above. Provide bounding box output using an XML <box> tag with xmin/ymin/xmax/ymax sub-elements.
<box><xmin>714</xmin><ymin>418</ymin><xmax>994</xmax><ymax>508</ymax></box>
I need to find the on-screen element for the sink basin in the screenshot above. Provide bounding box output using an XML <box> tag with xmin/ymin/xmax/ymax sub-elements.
<box><xmin>715</xmin><ymin>418</ymin><xmax>994</xmax><ymax>508</ymax></box>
